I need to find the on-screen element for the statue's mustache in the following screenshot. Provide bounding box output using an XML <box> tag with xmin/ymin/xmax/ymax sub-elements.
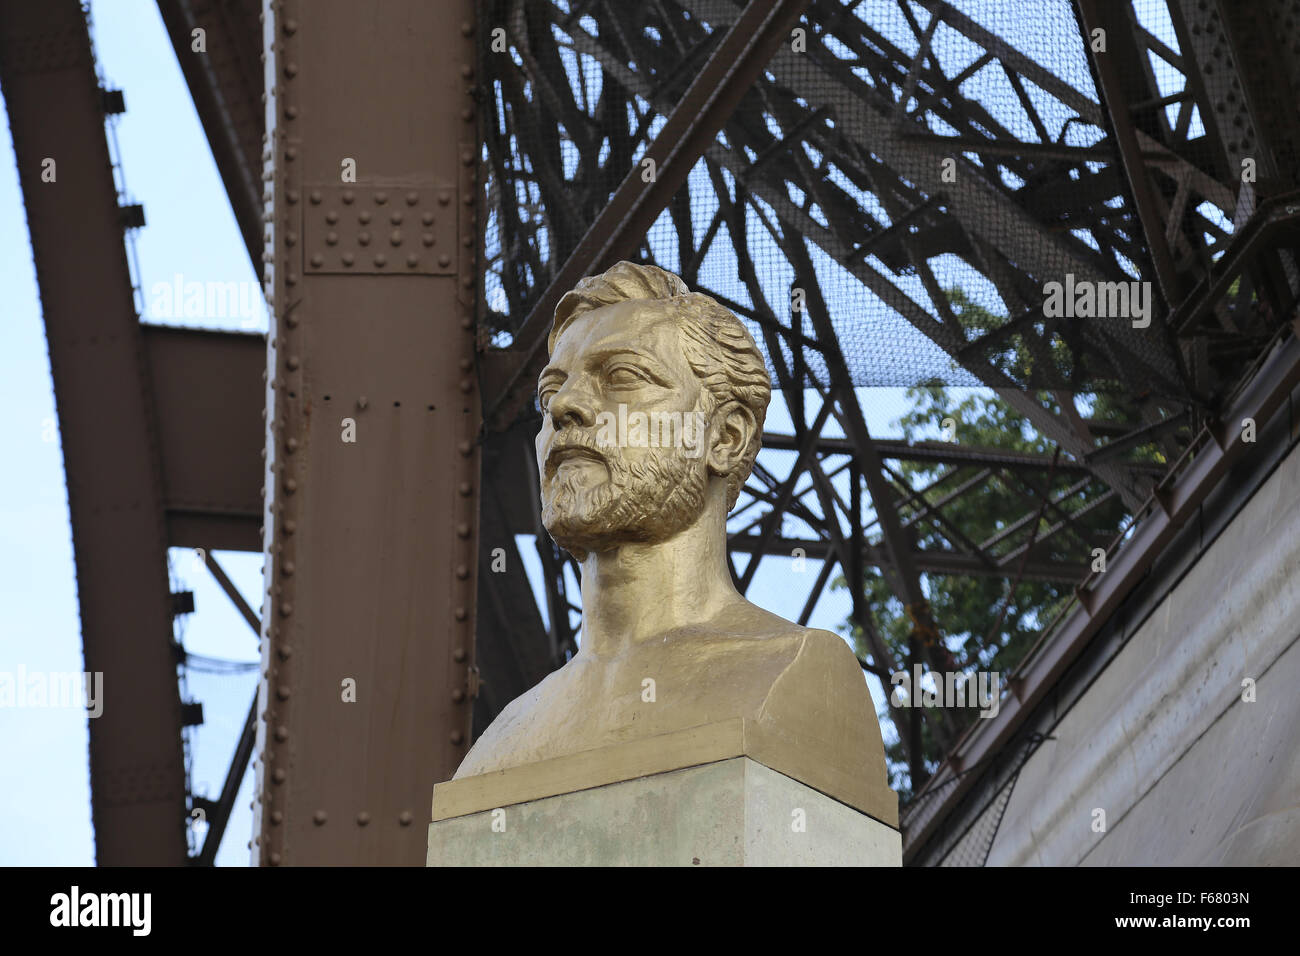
<box><xmin>542</xmin><ymin>430</ymin><xmax>614</xmax><ymax>481</ymax></box>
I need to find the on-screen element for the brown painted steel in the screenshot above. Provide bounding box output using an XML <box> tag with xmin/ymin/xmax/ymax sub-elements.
<box><xmin>155</xmin><ymin>0</ymin><xmax>264</xmax><ymax>269</ymax></box>
<box><xmin>253</xmin><ymin>0</ymin><xmax>481</xmax><ymax>865</ymax></box>
<box><xmin>143</xmin><ymin>325</ymin><xmax>264</xmax><ymax>553</ymax></box>
<box><xmin>0</xmin><ymin>0</ymin><xmax>187</xmax><ymax>864</ymax></box>
<box><xmin>1075</xmin><ymin>0</ymin><xmax>1184</xmax><ymax>306</ymax></box>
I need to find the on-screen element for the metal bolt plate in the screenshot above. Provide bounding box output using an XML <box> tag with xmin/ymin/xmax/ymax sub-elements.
<box><xmin>303</xmin><ymin>183</ymin><xmax>456</xmax><ymax>275</ymax></box>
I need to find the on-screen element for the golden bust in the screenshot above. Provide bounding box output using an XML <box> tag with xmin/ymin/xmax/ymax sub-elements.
<box><xmin>453</xmin><ymin>262</ymin><xmax>891</xmax><ymax>821</ymax></box>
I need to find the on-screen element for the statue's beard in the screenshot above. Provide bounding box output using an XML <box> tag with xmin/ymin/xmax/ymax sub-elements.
<box><xmin>541</xmin><ymin>432</ymin><xmax>709</xmax><ymax>561</ymax></box>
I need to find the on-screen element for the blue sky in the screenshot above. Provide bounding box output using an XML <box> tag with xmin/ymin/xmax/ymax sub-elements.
<box><xmin>0</xmin><ymin>0</ymin><xmax>262</xmax><ymax>866</ymax></box>
<box><xmin>0</xmin><ymin>0</ymin><xmax>1099</xmax><ymax>865</ymax></box>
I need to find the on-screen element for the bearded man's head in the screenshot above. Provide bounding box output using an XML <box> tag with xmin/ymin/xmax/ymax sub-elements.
<box><xmin>535</xmin><ymin>262</ymin><xmax>771</xmax><ymax>560</ymax></box>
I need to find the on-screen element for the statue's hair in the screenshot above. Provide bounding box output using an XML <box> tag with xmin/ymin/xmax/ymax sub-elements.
<box><xmin>549</xmin><ymin>261</ymin><xmax>771</xmax><ymax>512</ymax></box>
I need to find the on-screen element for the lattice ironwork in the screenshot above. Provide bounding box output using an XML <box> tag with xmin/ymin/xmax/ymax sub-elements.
<box><xmin>476</xmin><ymin>0</ymin><xmax>1299</xmax><ymax>796</ymax></box>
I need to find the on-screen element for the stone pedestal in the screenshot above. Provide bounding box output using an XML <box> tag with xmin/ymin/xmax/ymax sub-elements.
<box><xmin>427</xmin><ymin>720</ymin><xmax>901</xmax><ymax>866</ymax></box>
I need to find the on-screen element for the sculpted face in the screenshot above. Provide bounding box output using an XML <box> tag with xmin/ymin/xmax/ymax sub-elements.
<box><xmin>536</xmin><ymin>300</ymin><xmax>714</xmax><ymax>558</ymax></box>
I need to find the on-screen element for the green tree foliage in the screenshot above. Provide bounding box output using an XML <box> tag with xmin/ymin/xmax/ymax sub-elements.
<box><xmin>833</xmin><ymin>289</ymin><xmax>1160</xmax><ymax>799</ymax></box>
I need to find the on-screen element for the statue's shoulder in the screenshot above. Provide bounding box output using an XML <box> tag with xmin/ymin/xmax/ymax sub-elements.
<box><xmin>794</xmin><ymin>626</ymin><xmax>864</xmax><ymax>670</ymax></box>
<box><xmin>759</xmin><ymin>624</ymin><xmax>878</xmax><ymax>739</ymax></box>
<box><xmin>453</xmin><ymin>664</ymin><xmax>575</xmax><ymax>778</ymax></box>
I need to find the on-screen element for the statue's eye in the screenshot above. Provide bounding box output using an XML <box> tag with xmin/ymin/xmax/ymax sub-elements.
<box><xmin>606</xmin><ymin>365</ymin><xmax>648</xmax><ymax>386</ymax></box>
<box><xmin>538</xmin><ymin>388</ymin><xmax>555</xmax><ymax>410</ymax></box>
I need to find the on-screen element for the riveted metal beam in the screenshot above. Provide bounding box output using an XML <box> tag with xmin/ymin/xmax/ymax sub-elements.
<box><xmin>155</xmin><ymin>0</ymin><xmax>264</xmax><ymax>270</ymax></box>
<box><xmin>254</xmin><ymin>0</ymin><xmax>481</xmax><ymax>865</ymax></box>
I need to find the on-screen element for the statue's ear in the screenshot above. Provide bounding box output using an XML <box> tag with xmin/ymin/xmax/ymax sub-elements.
<box><xmin>707</xmin><ymin>400</ymin><xmax>757</xmax><ymax>479</ymax></box>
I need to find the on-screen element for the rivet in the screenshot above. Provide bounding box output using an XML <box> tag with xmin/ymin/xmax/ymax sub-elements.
<box><xmin>269</xmin><ymin>852</ymin><xmax>282</xmax><ymax>866</ymax></box>
<box><xmin>390</xmin><ymin>211</ymin><xmax>403</xmax><ymax>225</ymax></box>
<box><xmin>451</xmin><ymin>730</ymin><xmax>465</xmax><ymax>745</ymax></box>
<box><xmin>285</xmin><ymin>312</ymin><xmax>299</xmax><ymax>327</ymax></box>
<box><xmin>287</xmin><ymin>189</ymin><xmax>299</xmax><ymax>204</ymax></box>
<box><xmin>342</xmin><ymin>190</ymin><xmax>354</xmax><ymax>204</ymax></box>
<box><xmin>439</xmin><ymin>191</ymin><xmax>452</xmax><ymax>205</ymax></box>
<box><xmin>457</xmin><ymin>440</ymin><xmax>472</xmax><ymax>457</ymax></box>
<box><xmin>274</xmin><ymin>725</ymin><xmax>289</xmax><ymax>742</ymax></box>
<box><xmin>284</xmin><ymin>62</ymin><xmax>298</xmax><ymax>77</ymax></box>
<box><xmin>284</xmin><ymin>478</ymin><xmax>297</xmax><ymax>493</ymax></box>
<box><xmin>459</xmin><ymin>378</ymin><xmax>473</xmax><ymax>393</ymax></box>
<box><xmin>453</xmin><ymin>647</ymin><xmax>467</xmax><ymax>663</ymax></box>
<box><xmin>277</xmin><ymin>644</ymin><xmax>292</xmax><ymax>660</ymax></box>
<box><xmin>276</xmin><ymin>685</ymin><xmax>291</xmax><ymax>700</ymax></box>
<box><xmin>454</xmin><ymin>606</ymin><xmax>467</xmax><ymax>621</ymax></box>
<box><xmin>460</xmin><ymin>21</ymin><xmax>473</xmax><ymax>35</ymax></box>
<box><xmin>313</xmin><ymin>810</ymin><xmax>327</xmax><ymax>825</ymax></box>
<box><xmin>358</xmin><ymin>231</ymin><xmax>371</xmax><ymax>246</ymax></box>
<box><xmin>461</xmin><ymin>107</ymin><xmax>474</xmax><ymax>121</ymax></box>
<box><xmin>285</xmin><ymin>231</ymin><xmax>297</xmax><ymax>246</ymax></box>
<box><xmin>342</xmin><ymin>252</ymin><xmax>355</xmax><ymax>266</ymax></box>
<box><xmin>358</xmin><ymin>396</ymin><xmax>368</xmax><ymax>409</ymax></box>
<box><xmin>272</xmin><ymin>768</ymin><xmax>287</xmax><ymax>783</ymax></box>
<box><xmin>284</xmin><ymin>519</ymin><xmax>296</xmax><ymax>534</ymax></box>
<box><xmin>459</xmin><ymin>482</ymin><xmax>473</xmax><ymax>496</ymax></box>
<box><xmin>461</xmin><ymin>274</ymin><xmax>474</xmax><ymax>289</ymax></box>
<box><xmin>452</xmin><ymin>688</ymin><xmax>465</xmax><ymax>703</ymax></box>
<box><xmin>461</xmin><ymin>150</ymin><xmax>475</xmax><ymax>166</ymax></box>
<box><xmin>422</xmin><ymin>212</ymin><xmax>435</xmax><ymax>226</ymax></box>
<box><xmin>286</xmin><ymin>272</ymin><xmax>298</xmax><ymax>286</ymax></box>
<box><xmin>456</xmin><ymin>522</ymin><xmax>471</xmax><ymax>537</ymax></box>
<box><xmin>326</xmin><ymin>232</ymin><xmax>338</xmax><ymax>245</ymax></box>
<box><xmin>278</xmin><ymin>602</ymin><xmax>293</xmax><ymax>617</ymax></box>
<box><xmin>460</xmin><ymin>316</ymin><xmax>472</xmax><ymax>330</ymax></box>
<box><xmin>309</xmin><ymin>190</ymin><xmax>322</xmax><ymax>204</ymax></box>
<box><xmin>455</xmin><ymin>564</ymin><xmax>469</xmax><ymax>579</ymax></box>
<box><xmin>309</xmin><ymin>253</ymin><xmax>322</xmax><ymax>267</ymax></box>
<box><xmin>285</xmin><ymin>104</ymin><xmax>298</xmax><ymax>119</ymax></box>
<box><xmin>407</xmin><ymin>254</ymin><xmax>419</xmax><ymax>268</ymax></box>
<box><xmin>390</xmin><ymin>230</ymin><xmax>403</xmax><ymax>246</ymax></box>
<box><xmin>463</xmin><ymin>234</ymin><xmax>473</xmax><ymax>248</ymax></box>
<box><xmin>271</xmin><ymin>810</ymin><xmax>284</xmax><ymax>825</ymax></box>
<box><xmin>461</xmin><ymin>64</ymin><xmax>473</xmax><ymax>79</ymax></box>
<box><xmin>439</xmin><ymin>253</ymin><xmax>452</xmax><ymax>267</ymax></box>
<box><xmin>283</xmin><ymin>18</ymin><xmax>297</xmax><ymax>34</ymax></box>
<box><xmin>287</xmin><ymin>355</ymin><xmax>300</xmax><ymax>370</ymax></box>
<box><xmin>406</xmin><ymin>191</ymin><xmax>419</xmax><ymax>205</ymax></box>
<box><xmin>285</xmin><ymin>147</ymin><xmax>297</xmax><ymax>161</ymax></box>
<box><xmin>359</xmin><ymin>209</ymin><xmax>371</xmax><ymax>224</ymax></box>
<box><xmin>422</xmin><ymin>233</ymin><xmax>436</xmax><ymax>247</ymax></box>
<box><xmin>374</xmin><ymin>254</ymin><xmax>387</xmax><ymax>267</ymax></box>
<box><xmin>400</xmin><ymin>811</ymin><xmax>413</xmax><ymax>826</ymax></box>
<box><xmin>325</xmin><ymin>210</ymin><xmax>339</xmax><ymax>224</ymax></box>
<box><xmin>459</xmin><ymin>357</ymin><xmax>472</xmax><ymax>371</ymax></box>
<box><xmin>462</xmin><ymin>192</ymin><xmax>474</xmax><ymax>205</ymax></box>
<box><xmin>357</xmin><ymin>811</ymin><xmax>371</xmax><ymax>826</ymax></box>
<box><xmin>375</xmin><ymin>191</ymin><xmax>388</xmax><ymax>204</ymax></box>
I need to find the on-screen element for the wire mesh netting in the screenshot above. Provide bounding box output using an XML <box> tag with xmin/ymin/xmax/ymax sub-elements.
<box><xmin>477</xmin><ymin>0</ymin><xmax>1243</xmax><ymax>398</ymax></box>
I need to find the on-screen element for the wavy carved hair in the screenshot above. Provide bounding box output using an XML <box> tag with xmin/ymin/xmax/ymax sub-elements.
<box><xmin>548</xmin><ymin>261</ymin><xmax>771</xmax><ymax>512</ymax></box>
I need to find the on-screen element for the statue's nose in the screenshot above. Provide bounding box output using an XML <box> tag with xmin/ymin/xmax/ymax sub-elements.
<box><xmin>548</xmin><ymin>377</ymin><xmax>596</xmax><ymax>428</ymax></box>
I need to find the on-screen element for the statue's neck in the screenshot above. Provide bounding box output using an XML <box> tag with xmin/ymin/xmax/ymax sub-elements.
<box><xmin>576</xmin><ymin>498</ymin><xmax>739</xmax><ymax>657</ymax></box>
